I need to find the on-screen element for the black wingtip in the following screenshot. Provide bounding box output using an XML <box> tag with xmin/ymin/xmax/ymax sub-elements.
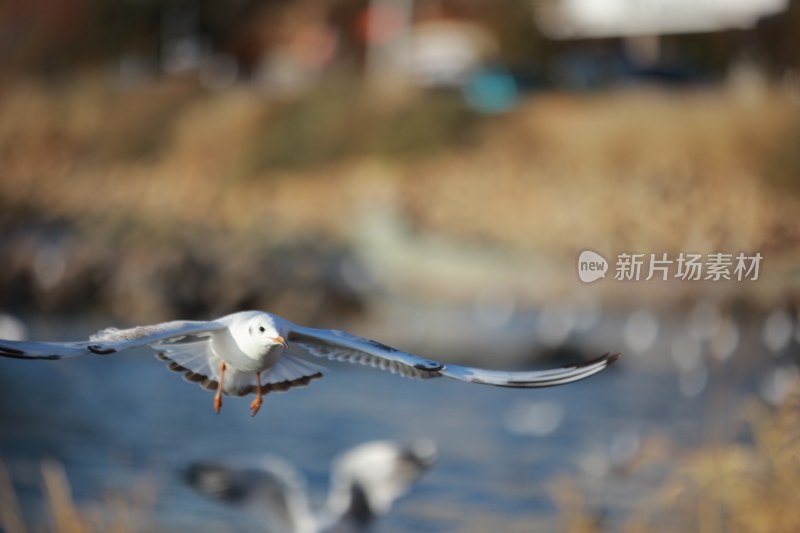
<box><xmin>87</xmin><ymin>344</ymin><xmax>116</xmax><ymax>355</ymax></box>
<box><xmin>414</xmin><ymin>361</ymin><xmax>444</xmax><ymax>372</ymax></box>
<box><xmin>0</xmin><ymin>343</ymin><xmax>62</xmax><ymax>360</ymax></box>
<box><xmin>580</xmin><ymin>352</ymin><xmax>621</xmax><ymax>368</ymax></box>
<box><xmin>0</xmin><ymin>345</ymin><xmax>25</xmax><ymax>356</ymax></box>
<box><xmin>0</xmin><ymin>351</ymin><xmax>61</xmax><ymax>360</ymax></box>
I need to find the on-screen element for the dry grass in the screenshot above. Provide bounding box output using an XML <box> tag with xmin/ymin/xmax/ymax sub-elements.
<box><xmin>0</xmin><ymin>460</ymin><xmax>26</xmax><ymax>533</ymax></box>
<box><xmin>549</xmin><ymin>389</ymin><xmax>800</xmax><ymax>533</ymax></box>
<box><xmin>405</xmin><ymin>87</ymin><xmax>800</xmax><ymax>256</ymax></box>
<box><xmin>0</xmin><ymin>459</ymin><xmax>156</xmax><ymax>533</ymax></box>
<box><xmin>1</xmin><ymin>76</ymin><xmax>798</xmax><ymax>254</ymax></box>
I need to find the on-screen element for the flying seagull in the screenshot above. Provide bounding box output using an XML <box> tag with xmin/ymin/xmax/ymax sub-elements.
<box><xmin>0</xmin><ymin>310</ymin><xmax>619</xmax><ymax>416</ymax></box>
<box><xmin>185</xmin><ymin>439</ymin><xmax>436</xmax><ymax>533</ymax></box>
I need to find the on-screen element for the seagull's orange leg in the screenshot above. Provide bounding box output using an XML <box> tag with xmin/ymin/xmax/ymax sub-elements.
<box><xmin>214</xmin><ymin>361</ymin><xmax>226</xmax><ymax>414</ymax></box>
<box><xmin>250</xmin><ymin>372</ymin><xmax>263</xmax><ymax>417</ymax></box>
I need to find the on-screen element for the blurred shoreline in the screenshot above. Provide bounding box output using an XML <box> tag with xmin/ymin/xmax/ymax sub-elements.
<box><xmin>1</xmin><ymin>76</ymin><xmax>799</xmax><ymax>322</ymax></box>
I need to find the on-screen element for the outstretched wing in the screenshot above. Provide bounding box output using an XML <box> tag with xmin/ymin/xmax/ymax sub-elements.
<box><xmin>288</xmin><ymin>326</ymin><xmax>619</xmax><ymax>387</ymax></box>
<box><xmin>0</xmin><ymin>320</ymin><xmax>227</xmax><ymax>360</ymax></box>
<box><xmin>185</xmin><ymin>457</ymin><xmax>315</xmax><ymax>533</ymax></box>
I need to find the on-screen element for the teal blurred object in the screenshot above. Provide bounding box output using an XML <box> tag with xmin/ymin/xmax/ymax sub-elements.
<box><xmin>462</xmin><ymin>67</ymin><xmax>519</xmax><ymax>114</ymax></box>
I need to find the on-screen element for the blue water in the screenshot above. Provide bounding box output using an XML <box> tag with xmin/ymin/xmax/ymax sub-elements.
<box><xmin>0</xmin><ymin>316</ymin><xmax>775</xmax><ymax>532</ymax></box>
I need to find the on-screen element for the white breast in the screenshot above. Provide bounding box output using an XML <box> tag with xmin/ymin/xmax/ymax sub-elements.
<box><xmin>211</xmin><ymin>329</ymin><xmax>280</xmax><ymax>373</ymax></box>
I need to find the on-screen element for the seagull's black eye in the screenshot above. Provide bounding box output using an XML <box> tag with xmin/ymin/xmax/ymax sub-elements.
<box><xmin>259</xmin><ymin>326</ymin><xmax>265</xmax><ymax>333</ymax></box>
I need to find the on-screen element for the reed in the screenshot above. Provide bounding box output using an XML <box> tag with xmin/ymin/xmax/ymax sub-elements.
<box><xmin>0</xmin><ymin>460</ymin><xmax>156</xmax><ymax>533</ymax></box>
<box><xmin>550</xmin><ymin>389</ymin><xmax>800</xmax><ymax>533</ymax></box>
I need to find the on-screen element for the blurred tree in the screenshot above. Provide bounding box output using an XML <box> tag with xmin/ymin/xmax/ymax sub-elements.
<box><xmin>0</xmin><ymin>0</ymin><xmax>798</xmax><ymax>82</ymax></box>
<box><xmin>755</xmin><ymin>0</ymin><xmax>800</xmax><ymax>74</ymax></box>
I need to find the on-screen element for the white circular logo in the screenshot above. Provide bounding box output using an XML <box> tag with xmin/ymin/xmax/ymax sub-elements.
<box><xmin>577</xmin><ymin>250</ymin><xmax>608</xmax><ymax>283</ymax></box>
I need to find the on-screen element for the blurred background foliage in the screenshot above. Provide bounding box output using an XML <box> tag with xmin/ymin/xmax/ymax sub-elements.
<box><xmin>3</xmin><ymin>1</ymin><xmax>800</xmax><ymax>532</ymax></box>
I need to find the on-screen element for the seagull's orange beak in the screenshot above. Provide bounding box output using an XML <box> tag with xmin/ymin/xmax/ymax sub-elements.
<box><xmin>273</xmin><ymin>336</ymin><xmax>289</xmax><ymax>349</ymax></box>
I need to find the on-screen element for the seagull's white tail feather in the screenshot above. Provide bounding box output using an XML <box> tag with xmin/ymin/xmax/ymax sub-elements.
<box><xmin>220</xmin><ymin>356</ymin><xmax>326</xmax><ymax>397</ymax></box>
<box><xmin>264</xmin><ymin>355</ymin><xmax>327</xmax><ymax>386</ymax></box>
<box><xmin>155</xmin><ymin>339</ymin><xmax>223</xmax><ymax>392</ymax></box>
<box><xmin>258</xmin><ymin>355</ymin><xmax>327</xmax><ymax>395</ymax></box>
<box><xmin>156</xmin><ymin>337</ymin><xmax>325</xmax><ymax>397</ymax></box>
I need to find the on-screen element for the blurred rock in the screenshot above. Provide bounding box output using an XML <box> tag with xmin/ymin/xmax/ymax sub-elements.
<box><xmin>0</xmin><ymin>221</ymin><xmax>364</xmax><ymax>325</ymax></box>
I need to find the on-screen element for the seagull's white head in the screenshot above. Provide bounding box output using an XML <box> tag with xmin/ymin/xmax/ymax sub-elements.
<box><xmin>244</xmin><ymin>313</ymin><xmax>289</xmax><ymax>355</ymax></box>
<box><xmin>327</xmin><ymin>440</ymin><xmax>437</xmax><ymax>519</ymax></box>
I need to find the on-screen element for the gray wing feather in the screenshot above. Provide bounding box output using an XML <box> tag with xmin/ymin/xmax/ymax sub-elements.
<box><xmin>288</xmin><ymin>326</ymin><xmax>619</xmax><ymax>387</ymax></box>
<box><xmin>0</xmin><ymin>320</ymin><xmax>227</xmax><ymax>360</ymax></box>
<box><xmin>288</xmin><ymin>327</ymin><xmax>444</xmax><ymax>379</ymax></box>
<box><xmin>441</xmin><ymin>353</ymin><xmax>620</xmax><ymax>387</ymax></box>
